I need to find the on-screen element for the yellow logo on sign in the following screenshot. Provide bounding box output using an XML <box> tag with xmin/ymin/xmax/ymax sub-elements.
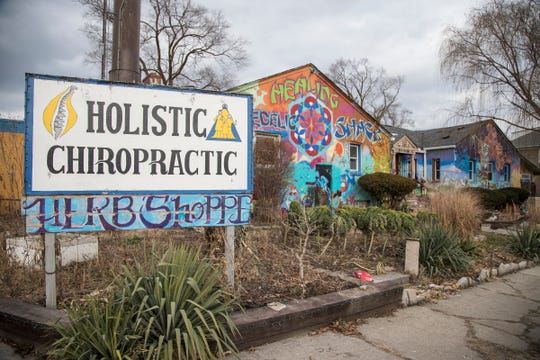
<box><xmin>43</xmin><ymin>86</ymin><xmax>77</xmax><ymax>139</ymax></box>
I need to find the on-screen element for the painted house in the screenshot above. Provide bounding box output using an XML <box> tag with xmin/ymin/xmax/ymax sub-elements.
<box><xmin>386</xmin><ymin>120</ymin><xmax>521</xmax><ymax>189</ymax></box>
<box><xmin>230</xmin><ymin>64</ymin><xmax>391</xmax><ymax>209</ymax></box>
<box><xmin>512</xmin><ymin>130</ymin><xmax>540</xmax><ymax>196</ymax></box>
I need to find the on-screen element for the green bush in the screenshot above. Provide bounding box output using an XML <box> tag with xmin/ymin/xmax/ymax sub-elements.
<box><xmin>287</xmin><ymin>200</ymin><xmax>303</xmax><ymax>225</ymax></box>
<box><xmin>466</xmin><ymin>187</ymin><xmax>530</xmax><ymax>211</ymax></box>
<box><xmin>50</xmin><ymin>246</ymin><xmax>239</xmax><ymax>360</ymax></box>
<box><xmin>50</xmin><ymin>296</ymin><xmax>144</xmax><ymax>359</ymax></box>
<box><xmin>498</xmin><ymin>187</ymin><xmax>530</xmax><ymax>205</ymax></box>
<box><xmin>358</xmin><ymin>172</ymin><xmax>417</xmax><ymax>209</ymax></box>
<box><xmin>310</xmin><ymin>206</ymin><xmax>333</xmax><ymax>234</ymax></box>
<box><xmin>416</xmin><ymin>210</ymin><xmax>439</xmax><ymax>225</ymax></box>
<box><xmin>333</xmin><ymin>207</ymin><xmax>355</xmax><ymax>237</ymax></box>
<box><xmin>418</xmin><ymin>221</ymin><xmax>471</xmax><ymax>277</ymax></box>
<box><xmin>510</xmin><ymin>225</ymin><xmax>540</xmax><ymax>259</ymax></box>
<box><xmin>384</xmin><ymin>210</ymin><xmax>416</xmax><ymax>236</ymax></box>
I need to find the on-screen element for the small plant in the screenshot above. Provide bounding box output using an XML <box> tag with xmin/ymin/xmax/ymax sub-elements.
<box><xmin>50</xmin><ymin>245</ymin><xmax>239</xmax><ymax>360</ymax></box>
<box><xmin>510</xmin><ymin>225</ymin><xmax>540</xmax><ymax>259</ymax></box>
<box><xmin>416</xmin><ymin>210</ymin><xmax>438</xmax><ymax>225</ymax></box>
<box><xmin>418</xmin><ymin>221</ymin><xmax>471</xmax><ymax>277</ymax></box>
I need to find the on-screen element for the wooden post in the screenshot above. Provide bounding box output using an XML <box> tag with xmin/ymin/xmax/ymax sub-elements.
<box><xmin>44</xmin><ymin>232</ymin><xmax>57</xmax><ymax>309</ymax></box>
<box><xmin>224</xmin><ymin>226</ymin><xmax>235</xmax><ymax>289</ymax></box>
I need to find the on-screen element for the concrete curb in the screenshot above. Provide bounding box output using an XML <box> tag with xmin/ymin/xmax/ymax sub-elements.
<box><xmin>232</xmin><ymin>272</ymin><xmax>409</xmax><ymax>349</ymax></box>
<box><xmin>0</xmin><ymin>272</ymin><xmax>409</xmax><ymax>352</ymax></box>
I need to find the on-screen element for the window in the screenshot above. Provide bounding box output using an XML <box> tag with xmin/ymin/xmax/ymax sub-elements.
<box><xmin>468</xmin><ymin>160</ymin><xmax>475</xmax><ymax>181</ymax></box>
<box><xmin>350</xmin><ymin>144</ymin><xmax>360</xmax><ymax>171</ymax></box>
<box><xmin>504</xmin><ymin>164</ymin><xmax>511</xmax><ymax>182</ymax></box>
<box><xmin>432</xmin><ymin>158</ymin><xmax>440</xmax><ymax>181</ymax></box>
<box><xmin>487</xmin><ymin>162</ymin><xmax>493</xmax><ymax>181</ymax></box>
<box><xmin>254</xmin><ymin>133</ymin><xmax>281</xmax><ymax>167</ymax></box>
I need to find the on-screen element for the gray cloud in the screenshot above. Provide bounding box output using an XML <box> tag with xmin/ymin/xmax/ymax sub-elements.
<box><xmin>1</xmin><ymin>0</ymin><xmax>481</xmax><ymax>129</ymax></box>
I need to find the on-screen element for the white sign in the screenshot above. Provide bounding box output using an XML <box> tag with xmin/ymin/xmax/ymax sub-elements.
<box><xmin>25</xmin><ymin>74</ymin><xmax>253</xmax><ymax>195</ymax></box>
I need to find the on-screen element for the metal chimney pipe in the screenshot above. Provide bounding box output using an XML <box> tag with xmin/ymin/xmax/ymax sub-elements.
<box><xmin>109</xmin><ymin>0</ymin><xmax>140</xmax><ymax>83</ymax></box>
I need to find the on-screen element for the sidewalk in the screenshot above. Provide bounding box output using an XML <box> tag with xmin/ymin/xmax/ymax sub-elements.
<box><xmin>230</xmin><ymin>266</ymin><xmax>540</xmax><ymax>360</ymax></box>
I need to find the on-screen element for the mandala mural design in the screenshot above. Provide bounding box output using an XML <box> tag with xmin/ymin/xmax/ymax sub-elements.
<box><xmin>288</xmin><ymin>94</ymin><xmax>332</xmax><ymax>158</ymax></box>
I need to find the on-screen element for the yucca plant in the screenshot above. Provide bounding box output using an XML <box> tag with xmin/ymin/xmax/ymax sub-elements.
<box><xmin>418</xmin><ymin>221</ymin><xmax>471</xmax><ymax>277</ymax></box>
<box><xmin>510</xmin><ymin>225</ymin><xmax>540</xmax><ymax>259</ymax></box>
<box><xmin>49</xmin><ymin>245</ymin><xmax>239</xmax><ymax>360</ymax></box>
<box><xmin>49</xmin><ymin>293</ymin><xmax>145</xmax><ymax>359</ymax></box>
<box><xmin>119</xmin><ymin>245</ymin><xmax>239</xmax><ymax>360</ymax></box>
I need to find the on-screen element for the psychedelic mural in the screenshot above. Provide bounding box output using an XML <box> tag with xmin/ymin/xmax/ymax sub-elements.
<box><xmin>458</xmin><ymin>121</ymin><xmax>520</xmax><ymax>188</ymax></box>
<box><xmin>426</xmin><ymin>121</ymin><xmax>520</xmax><ymax>188</ymax></box>
<box><xmin>232</xmin><ymin>64</ymin><xmax>391</xmax><ymax>210</ymax></box>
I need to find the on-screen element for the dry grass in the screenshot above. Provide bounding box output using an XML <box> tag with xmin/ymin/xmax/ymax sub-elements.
<box><xmin>429</xmin><ymin>188</ymin><xmax>483</xmax><ymax>239</ymax></box>
<box><xmin>0</xmin><ymin>217</ymin><xmax>358</xmax><ymax>309</ymax></box>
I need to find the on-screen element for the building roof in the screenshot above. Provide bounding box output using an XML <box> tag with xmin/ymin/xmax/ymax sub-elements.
<box><xmin>387</xmin><ymin>121</ymin><xmax>490</xmax><ymax>149</ymax></box>
<box><xmin>512</xmin><ymin>130</ymin><xmax>540</xmax><ymax>149</ymax></box>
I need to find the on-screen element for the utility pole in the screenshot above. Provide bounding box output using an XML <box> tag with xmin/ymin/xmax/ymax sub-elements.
<box><xmin>109</xmin><ymin>0</ymin><xmax>140</xmax><ymax>83</ymax></box>
<box><xmin>101</xmin><ymin>0</ymin><xmax>108</xmax><ymax>79</ymax></box>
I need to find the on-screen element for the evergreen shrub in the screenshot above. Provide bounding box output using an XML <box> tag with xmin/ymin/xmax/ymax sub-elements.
<box><xmin>357</xmin><ymin>172</ymin><xmax>417</xmax><ymax>209</ymax></box>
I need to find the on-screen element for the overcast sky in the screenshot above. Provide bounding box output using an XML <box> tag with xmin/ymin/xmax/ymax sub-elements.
<box><xmin>0</xmin><ymin>0</ymin><xmax>483</xmax><ymax>129</ymax></box>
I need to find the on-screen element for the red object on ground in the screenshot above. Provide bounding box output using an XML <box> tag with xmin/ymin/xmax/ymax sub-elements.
<box><xmin>354</xmin><ymin>270</ymin><xmax>374</xmax><ymax>282</ymax></box>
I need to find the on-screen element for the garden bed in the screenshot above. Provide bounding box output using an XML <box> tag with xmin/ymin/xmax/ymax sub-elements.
<box><xmin>0</xmin><ymin>212</ymin><xmax>528</xmax><ymax>311</ymax></box>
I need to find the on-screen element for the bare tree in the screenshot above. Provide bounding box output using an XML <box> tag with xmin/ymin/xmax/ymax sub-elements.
<box><xmin>78</xmin><ymin>0</ymin><xmax>248</xmax><ymax>89</ymax></box>
<box><xmin>440</xmin><ymin>0</ymin><xmax>540</xmax><ymax>132</ymax></box>
<box><xmin>76</xmin><ymin>0</ymin><xmax>113</xmax><ymax>79</ymax></box>
<box><xmin>139</xmin><ymin>0</ymin><xmax>247</xmax><ymax>88</ymax></box>
<box><xmin>328</xmin><ymin>58</ymin><xmax>413</xmax><ymax>128</ymax></box>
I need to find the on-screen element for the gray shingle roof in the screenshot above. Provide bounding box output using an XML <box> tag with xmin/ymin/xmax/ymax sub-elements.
<box><xmin>512</xmin><ymin>130</ymin><xmax>540</xmax><ymax>148</ymax></box>
<box><xmin>386</xmin><ymin>121</ymin><xmax>488</xmax><ymax>148</ymax></box>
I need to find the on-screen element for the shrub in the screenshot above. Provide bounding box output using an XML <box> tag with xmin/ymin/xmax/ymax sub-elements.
<box><xmin>418</xmin><ymin>221</ymin><xmax>471</xmax><ymax>277</ymax></box>
<box><xmin>287</xmin><ymin>201</ymin><xmax>303</xmax><ymax>226</ymax></box>
<box><xmin>497</xmin><ymin>187</ymin><xmax>530</xmax><ymax>205</ymax></box>
<box><xmin>310</xmin><ymin>206</ymin><xmax>333</xmax><ymax>234</ymax></box>
<box><xmin>357</xmin><ymin>172</ymin><xmax>417</xmax><ymax>209</ymax></box>
<box><xmin>465</xmin><ymin>187</ymin><xmax>507</xmax><ymax>210</ymax></box>
<box><xmin>466</xmin><ymin>187</ymin><xmax>530</xmax><ymax>211</ymax></box>
<box><xmin>50</xmin><ymin>246</ymin><xmax>239</xmax><ymax>360</ymax></box>
<box><xmin>333</xmin><ymin>207</ymin><xmax>355</xmax><ymax>238</ymax></box>
<box><xmin>430</xmin><ymin>188</ymin><xmax>482</xmax><ymax>239</ymax></box>
<box><xmin>416</xmin><ymin>210</ymin><xmax>439</xmax><ymax>225</ymax></box>
<box><xmin>385</xmin><ymin>210</ymin><xmax>416</xmax><ymax>236</ymax></box>
<box><xmin>510</xmin><ymin>225</ymin><xmax>540</xmax><ymax>259</ymax></box>
<box><xmin>50</xmin><ymin>296</ymin><xmax>144</xmax><ymax>359</ymax></box>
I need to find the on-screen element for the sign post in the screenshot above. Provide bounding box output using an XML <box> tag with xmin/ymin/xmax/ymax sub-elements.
<box><xmin>44</xmin><ymin>232</ymin><xmax>56</xmax><ymax>308</ymax></box>
<box><xmin>23</xmin><ymin>74</ymin><xmax>253</xmax><ymax>306</ymax></box>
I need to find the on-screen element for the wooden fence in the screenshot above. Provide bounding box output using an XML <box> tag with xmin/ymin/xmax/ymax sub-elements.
<box><xmin>0</xmin><ymin>119</ymin><xmax>24</xmax><ymax>215</ymax></box>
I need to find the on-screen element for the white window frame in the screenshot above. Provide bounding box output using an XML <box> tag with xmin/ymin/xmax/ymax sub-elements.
<box><xmin>350</xmin><ymin>144</ymin><xmax>360</xmax><ymax>172</ymax></box>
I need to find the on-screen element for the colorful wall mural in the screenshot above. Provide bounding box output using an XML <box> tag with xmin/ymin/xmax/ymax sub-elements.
<box><xmin>426</xmin><ymin>122</ymin><xmax>520</xmax><ymax>188</ymax></box>
<box><xmin>233</xmin><ymin>65</ymin><xmax>391</xmax><ymax>210</ymax></box>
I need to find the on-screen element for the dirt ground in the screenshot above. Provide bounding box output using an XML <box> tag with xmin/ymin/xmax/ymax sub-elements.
<box><xmin>0</xmin><ymin>213</ymin><xmax>526</xmax><ymax>310</ymax></box>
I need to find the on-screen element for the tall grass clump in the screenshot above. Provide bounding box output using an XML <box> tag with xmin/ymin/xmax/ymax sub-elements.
<box><xmin>418</xmin><ymin>221</ymin><xmax>472</xmax><ymax>277</ymax></box>
<box><xmin>430</xmin><ymin>188</ymin><xmax>482</xmax><ymax>239</ymax></box>
<box><xmin>50</xmin><ymin>245</ymin><xmax>239</xmax><ymax>360</ymax></box>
